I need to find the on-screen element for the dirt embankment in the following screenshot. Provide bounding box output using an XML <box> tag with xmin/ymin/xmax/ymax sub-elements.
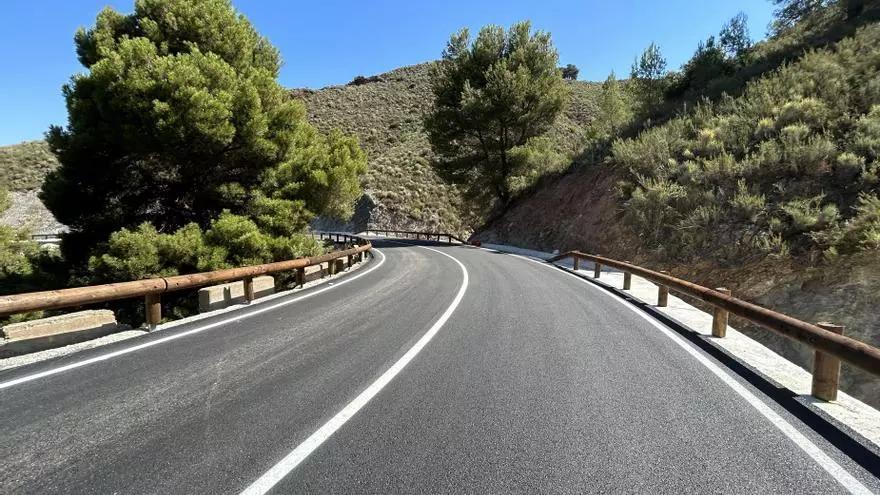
<box><xmin>476</xmin><ymin>165</ymin><xmax>880</xmax><ymax>408</ymax></box>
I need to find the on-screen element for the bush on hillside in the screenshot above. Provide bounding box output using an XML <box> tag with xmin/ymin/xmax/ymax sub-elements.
<box><xmin>612</xmin><ymin>24</ymin><xmax>880</xmax><ymax>263</ymax></box>
<box><xmin>349</xmin><ymin>75</ymin><xmax>381</xmax><ymax>86</ymax></box>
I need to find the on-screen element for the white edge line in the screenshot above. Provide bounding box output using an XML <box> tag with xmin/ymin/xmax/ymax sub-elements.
<box><xmin>506</xmin><ymin>252</ymin><xmax>872</xmax><ymax>495</ymax></box>
<box><xmin>0</xmin><ymin>250</ymin><xmax>387</xmax><ymax>391</ymax></box>
<box><xmin>238</xmin><ymin>245</ymin><xmax>469</xmax><ymax>495</ymax></box>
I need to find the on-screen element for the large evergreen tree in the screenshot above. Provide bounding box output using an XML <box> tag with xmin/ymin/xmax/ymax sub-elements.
<box><xmin>42</xmin><ymin>0</ymin><xmax>365</xmax><ymax>260</ymax></box>
<box><xmin>425</xmin><ymin>21</ymin><xmax>567</xmax><ymax>208</ymax></box>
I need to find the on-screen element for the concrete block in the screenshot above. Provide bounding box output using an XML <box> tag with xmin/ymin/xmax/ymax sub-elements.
<box><xmin>303</xmin><ymin>265</ymin><xmax>325</xmax><ymax>283</ymax></box>
<box><xmin>198</xmin><ymin>275</ymin><xmax>274</xmax><ymax>313</ymax></box>
<box><xmin>0</xmin><ymin>310</ymin><xmax>127</xmax><ymax>358</ymax></box>
<box><xmin>2</xmin><ymin>310</ymin><xmax>117</xmax><ymax>341</ymax></box>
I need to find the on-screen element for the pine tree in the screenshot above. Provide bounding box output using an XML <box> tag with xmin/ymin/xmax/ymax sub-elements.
<box><xmin>425</xmin><ymin>21</ymin><xmax>567</xmax><ymax>208</ymax></box>
<box><xmin>629</xmin><ymin>42</ymin><xmax>667</xmax><ymax>114</ymax></box>
<box><xmin>42</xmin><ymin>0</ymin><xmax>366</xmax><ymax>261</ymax></box>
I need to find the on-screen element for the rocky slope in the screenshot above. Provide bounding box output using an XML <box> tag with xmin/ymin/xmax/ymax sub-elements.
<box><xmin>293</xmin><ymin>62</ymin><xmax>600</xmax><ymax>234</ymax></box>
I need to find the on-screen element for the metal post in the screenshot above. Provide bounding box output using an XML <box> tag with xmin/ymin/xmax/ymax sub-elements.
<box><xmin>712</xmin><ymin>288</ymin><xmax>731</xmax><ymax>338</ymax></box>
<box><xmin>812</xmin><ymin>322</ymin><xmax>844</xmax><ymax>401</ymax></box>
<box><xmin>243</xmin><ymin>277</ymin><xmax>255</xmax><ymax>303</ymax></box>
<box><xmin>145</xmin><ymin>293</ymin><xmax>161</xmax><ymax>330</ymax></box>
<box><xmin>657</xmin><ymin>271</ymin><xmax>669</xmax><ymax>307</ymax></box>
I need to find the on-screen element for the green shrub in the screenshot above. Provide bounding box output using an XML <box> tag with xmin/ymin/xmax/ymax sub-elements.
<box><xmin>831</xmin><ymin>193</ymin><xmax>880</xmax><ymax>252</ymax></box>
<box><xmin>507</xmin><ymin>137</ymin><xmax>568</xmax><ymax>194</ymax></box>
<box><xmin>781</xmin><ymin>196</ymin><xmax>839</xmax><ymax>233</ymax></box>
<box><xmin>624</xmin><ymin>175</ymin><xmax>687</xmax><ymax>245</ymax></box>
<box><xmin>89</xmin><ymin>212</ymin><xmax>327</xmax><ymax>284</ymax></box>
<box><xmin>730</xmin><ymin>180</ymin><xmax>766</xmax><ymax>223</ymax></box>
<box><xmin>611</xmin><ymin>24</ymin><xmax>880</xmax><ymax>261</ymax></box>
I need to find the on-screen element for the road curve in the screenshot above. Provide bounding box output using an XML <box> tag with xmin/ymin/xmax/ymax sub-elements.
<box><xmin>0</xmin><ymin>240</ymin><xmax>878</xmax><ymax>494</ymax></box>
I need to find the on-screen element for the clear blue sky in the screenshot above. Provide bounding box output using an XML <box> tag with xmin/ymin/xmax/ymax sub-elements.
<box><xmin>0</xmin><ymin>0</ymin><xmax>774</xmax><ymax>146</ymax></box>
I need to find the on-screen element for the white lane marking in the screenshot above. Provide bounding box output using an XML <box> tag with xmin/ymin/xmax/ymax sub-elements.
<box><xmin>0</xmin><ymin>250</ymin><xmax>387</xmax><ymax>391</ymax></box>
<box><xmin>239</xmin><ymin>246</ymin><xmax>469</xmax><ymax>495</ymax></box>
<box><xmin>508</xmin><ymin>253</ymin><xmax>872</xmax><ymax>495</ymax></box>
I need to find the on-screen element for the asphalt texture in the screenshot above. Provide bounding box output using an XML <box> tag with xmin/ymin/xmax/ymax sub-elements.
<box><xmin>0</xmin><ymin>240</ymin><xmax>878</xmax><ymax>494</ymax></box>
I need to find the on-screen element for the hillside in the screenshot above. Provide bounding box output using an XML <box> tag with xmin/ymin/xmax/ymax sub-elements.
<box><xmin>0</xmin><ymin>141</ymin><xmax>63</xmax><ymax>235</ymax></box>
<box><xmin>2</xmin><ymin>63</ymin><xmax>600</xmax><ymax>236</ymax></box>
<box><xmin>292</xmin><ymin>62</ymin><xmax>600</xmax><ymax>234</ymax></box>
<box><xmin>0</xmin><ymin>140</ymin><xmax>58</xmax><ymax>191</ymax></box>
<box><xmin>477</xmin><ymin>23</ymin><xmax>880</xmax><ymax>407</ymax></box>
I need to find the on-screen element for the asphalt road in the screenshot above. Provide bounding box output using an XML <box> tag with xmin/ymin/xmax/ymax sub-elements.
<box><xmin>0</xmin><ymin>240</ymin><xmax>878</xmax><ymax>494</ymax></box>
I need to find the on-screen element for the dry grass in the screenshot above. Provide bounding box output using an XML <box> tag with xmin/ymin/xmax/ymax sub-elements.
<box><xmin>0</xmin><ymin>140</ymin><xmax>58</xmax><ymax>191</ymax></box>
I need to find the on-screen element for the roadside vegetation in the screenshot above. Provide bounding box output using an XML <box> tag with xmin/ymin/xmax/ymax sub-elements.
<box><xmin>0</xmin><ymin>0</ymin><xmax>367</xmax><ymax>326</ymax></box>
<box><xmin>610</xmin><ymin>3</ymin><xmax>880</xmax><ymax>264</ymax></box>
<box><xmin>0</xmin><ymin>187</ymin><xmax>59</xmax><ymax>298</ymax></box>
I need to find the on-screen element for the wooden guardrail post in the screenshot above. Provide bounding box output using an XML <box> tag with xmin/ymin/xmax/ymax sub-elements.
<box><xmin>812</xmin><ymin>322</ymin><xmax>844</xmax><ymax>401</ymax></box>
<box><xmin>347</xmin><ymin>254</ymin><xmax>352</xmax><ymax>270</ymax></box>
<box><xmin>328</xmin><ymin>260</ymin><xmax>336</xmax><ymax>276</ymax></box>
<box><xmin>145</xmin><ymin>293</ymin><xmax>161</xmax><ymax>330</ymax></box>
<box><xmin>243</xmin><ymin>277</ymin><xmax>255</xmax><ymax>303</ymax></box>
<box><xmin>712</xmin><ymin>288</ymin><xmax>731</xmax><ymax>337</ymax></box>
<box><xmin>593</xmin><ymin>261</ymin><xmax>601</xmax><ymax>279</ymax></box>
<box><xmin>573</xmin><ymin>256</ymin><xmax>580</xmax><ymax>271</ymax></box>
<box><xmin>623</xmin><ymin>261</ymin><xmax>632</xmax><ymax>290</ymax></box>
<box><xmin>296</xmin><ymin>267</ymin><xmax>305</xmax><ymax>287</ymax></box>
<box><xmin>657</xmin><ymin>271</ymin><xmax>669</xmax><ymax>307</ymax></box>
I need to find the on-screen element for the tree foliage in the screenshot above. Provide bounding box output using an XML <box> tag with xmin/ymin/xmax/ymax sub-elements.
<box><xmin>88</xmin><ymin>217</ymin><xmax>323</xmax><ymax>283</ymax></box>
<box><xmin>591</xmin><ymin>72</ymin><xmax>633</xmax><ymax>139</ymax></box>
<box><xmin>42</xmin><ymin>0</ymin><xmax>366</xmax><ymax>263</ymax></box>
<box><xmin>425</xmin><ymin>21</ymin><xmax>567</xmax><ymax>209</ymax></box>
<box><xmin>629</xmin><ymin>42</ymin><xmax>668</xmax><ymax>115</ymax></box>
<box><xmin>719</xmin><ymin>12</ymin><xmax>752</xmax><ymax>58</ymax></box>
<box><xmin>771</xmin><ymin>0</ymin><xmax>827</xmax><ymax>34</ymax></box>
<box><xmin>561</xmin><ymin>64</ymin><xmax>579</xmax><ymax>80</ymax></box>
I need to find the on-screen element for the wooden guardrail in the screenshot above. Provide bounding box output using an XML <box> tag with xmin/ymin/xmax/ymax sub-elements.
<box><xmin>363</xmin><ymin>227</ymin><xmax>469</xmax><ymax>245</ymax></box>
<box><xmin>0</xmin><ymin>236</ymin><xmax>372</xmax><ymax>330</ymax></box>
<box><xmin>549</xmin><ymin>250</ymin><xmax>880</xmax><ymax>402</ymax></box>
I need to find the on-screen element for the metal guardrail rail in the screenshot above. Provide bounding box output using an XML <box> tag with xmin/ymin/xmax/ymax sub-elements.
<box><xmin>0</xmin><ymin>236</ymin><xmax>372</xmax><ymax>329</ymax></box>
<box><xmin>363</xmin><ymin>227</ymin><xmax>469</xmax><ymax>244</ymax></box>
<box><xmin>549</xmin><ymin>250</ymin><xmax>880</xmax><ymax>401</ymax></box>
